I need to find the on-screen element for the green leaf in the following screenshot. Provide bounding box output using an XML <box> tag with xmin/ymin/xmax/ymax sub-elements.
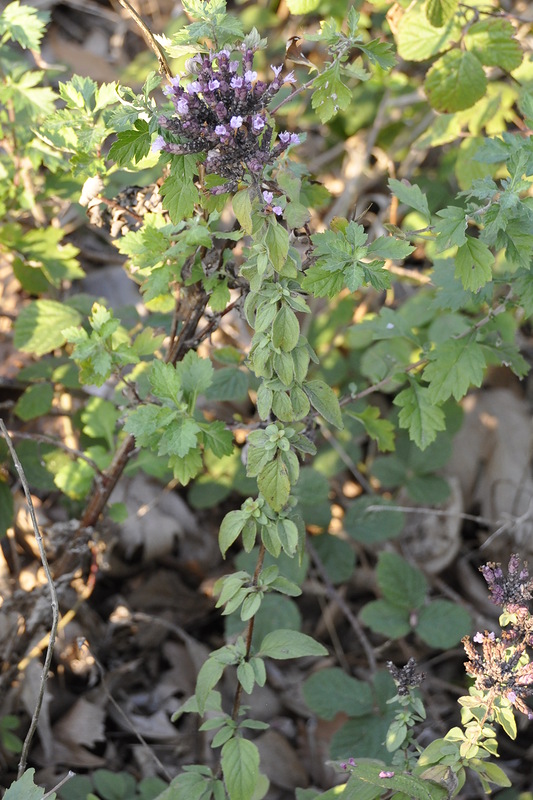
<box><xmin>160</xmin><ymin>155</ymin><xmax>199</xmax><ymax>222</ymax></box>
<box><xmin>81</xmin><ymin>397</ymin><xmax>121</xmax><ymax>449</ymax></box>
<box><xmin>3</xmin><ymin>768</ymin><xmax>53</xmax><ymax>800</ymax></box>
<box><xmin>454</xmin><ymin>237</ymin><xmax>494</xmax><ymax>291</ymax></box>
<box><xmin>199</xmin><ymin>421</ymin><xmax>234</xmax><ymax>458</ymax></box>
<box><xmin>425</xmin><ymin>50</ymin><xmax>487</xmax><ymax>113</ymax></box>
<box><xmin>424</xmin><ymin>337</ymin><xmax>486</xmax><ymax>403</ymax></box>
<box><xmin>303</xmin><ymin>668</ymin><xmax>373</xmax><ymax>719</ymax></box>
<box><xmin>232</xmin><ymin>189</ymin><xmax>253</xmax><ymax>235</ymax></box>
<box><xmin>150</xmin><ymin>361</ymin><xmax>182</xmax><ymax>405</ymax></box>
<box><xmin>388</xmin><ymin>179</ymin><xmax>431</xmax><ymax>223</ymax></box>
<box><xmin>359</xmin><ymin>599</ymin><xmax>411</xmax><ymax>638</ymax></box>
<box><xmin>0</xmin><ymin>481</ymin><xmax>14</xmax><ymax>539</ymax></box>
<box><xmin>258</xmin><ymin>458</ymin><xmax>290</xmax><ymax>512</ymax></box>
<box><xmin>219</xmin><ymin>510</ymin><xmax>248</xmax><ymax>557</ymax></box>
<box><xmin>303</xmin><ymin>380</ymin><xmax>343</xmax><ymax>429</ymax></box>
<box><xmin>272</xmin><ymin>306</ymin><xmax>300</xmax><ymax>353</ymax></box>
<box><xmin>312</xmin><ymin>534</ymin><xmax>356</xmax><ymax>585</ymax></box>
<box><xmin>14</xmin><ymin>301</ymin><xmax>82</xmax><ymax>355</ymax></box>
<box><xmin>425</xmin><ymin>0</ymin><xmax>459</xmax><ymax>27</ymax></box>
<box><xmin>366</xmin><ymin>236</ymin><xmax>415</xmax><ymax>261</ymax></box>
<box><xmin>349</xmin><ymin>406</ymin><xmax>395</xmax><ymax>452</ymax></box>
<box><xmin>465</xmin><ymin>19</ymin><xmax>522</xmax><ymax>72</ymax></box>
<box><xmin>434</xmin><ymin>206</ymin><xmax>467</xmax><ymax>251</ymax></box>
<box><xmin>196</xmin><ymin>658</ymin><xmax>226</xmax><ymax>715</ymax></box>
<box><xmin>311</xmin><ymin>61</ymin><xmax>352</xmax><ymax>123</ymax></box>
<box><xmin>221</xmin><ymin>738</ymin><xmax>260</xmax><ymax>800</ymax></box>
<box><xmin>286</xmin><ymin>0</ymin><xmax>320</xmax><ymax>13</ymax></box>
<box><xmin>205</xmin><ymin>368</ymin><xmax>249</xmax><ymax>402</ymax></box>
<box><xmin>416</xmin><ymin>600</ymin><xmax>471</xmax><ymax>648</ymax></box>
<box><xmin>264</xmin><ymin>218</ymin><xmax>289</xmax><ymax>271</ymax></box>
<box><xmin>108</xmin><ymin>119</ymin><xmax>151</xmax><ymax>166</ymax></box>
<box><xmin>377</xmin><ymin>551</ymin><xmax>427</xmax><ymax>610</ymax></box>
<box><xmin>343</xmin><ymin>497</ymin><xmax>405</xmax><ymax>543</ymax></box>
<box><xmin>344</xmin><ymin>762</ymin><xmax>448</xmax><ymax>800</ymax></box>
<box><xmin>14</xmin><ymin>383</ymin><xmax>53</xmax><ymax>421</ymax></box>
<box><xmin>301</xmin><ymin>266</ymin><xmax>344</xmax><ymax>298</ymax></box>
<box><xmin>396</xmin><ymin>3</ymin><xmax>461</xmax><ymax>61</ymax></box>
<box><xmin>176</xmin><ymin>350</ymin><xmax>214</xmax><ymax>396</ymax></box>
<box><xmin>393</xmin><ymin>381</ymin><xmax>446</xmax><ymax>450</ymax></box>
<box><xmin>0</xmin><ymin>1</ymin><xmax>49</xmax><ymax>50</ymax></box>
<box><xmin>159</xmin><ymin>417</ymin><xmax>200</xmax><ymax>458</ymax></box>
<box><xmin>258</xmin><ymin>629</ymin><xmax>327</xmax><ymax>660</ymax></box>
<box><xmin>169</xmin><ymin>448</ymin><xmax>203</xmax><ymax>485</ymax></box>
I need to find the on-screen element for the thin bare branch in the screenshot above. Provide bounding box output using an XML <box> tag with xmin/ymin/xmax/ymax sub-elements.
<box><xmin>0</xmin><ymin>419</ymin><xmax>59</xmax><ymax>778</ymax></box>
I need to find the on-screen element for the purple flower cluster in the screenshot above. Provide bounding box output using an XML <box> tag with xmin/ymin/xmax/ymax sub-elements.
<box><xmin>480</xmin><ymin>553</ymin><xmax>533</xmax><ymax>612</ymax></box>
<box><xmin>153</xmin><ymin>46</ymin><xmax>300</xmax><ymax>194</ymax></box>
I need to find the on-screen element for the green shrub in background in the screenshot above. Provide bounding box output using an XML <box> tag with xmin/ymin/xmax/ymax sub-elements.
<box><xmin>2</xmin><ymin>0</ymin><xmax>533</xmax><ymax>797</ymax></box>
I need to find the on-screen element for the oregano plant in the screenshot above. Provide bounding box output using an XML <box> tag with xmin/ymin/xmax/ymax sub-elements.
<box><xmin>2</xmin><ymin>0</ymin><xmax>533</xmax><ymax>798</ymax></box>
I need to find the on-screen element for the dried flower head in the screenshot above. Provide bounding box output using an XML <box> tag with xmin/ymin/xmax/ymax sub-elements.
<box><xmin>387</xmin><ymin>657</ymin><xmax>425</xmax><ymax>696</ymax></box>
<box><xmin>153</xmin><ymin>48</ymin><xmax>299</xmax><ymax>193</ymax></box>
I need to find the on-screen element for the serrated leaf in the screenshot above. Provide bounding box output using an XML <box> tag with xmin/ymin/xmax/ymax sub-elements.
<box><xmin>258</xmin><ymin>458</ymin><xmax>290</xmax><ymax>512</ymax></box>
<box><xmin>303</xmin><ymin>380</ymin><xmax>343</xmax><ymax>429</ymax></box>
<box><xmin>313</xmin><ymin>533</ymin><xmax>356</xmax><ymax>584</ymax></box>
<box><xmin>0</xmin><ymin>1</ymin><xmax>49</xmax><ymax>50</ymax></box>
<box><xmin>150</xmin><ymin>360</ymin><xmax>182</xmax><ymax>405</ymax></box>
<box><xmin>311</xmin><ymin>61</ymin><xmax>352</xmax><ymax>123</ymax></box>
<box><xmin>465</xmin><ymin>19</ymin><xmax>522</xmax><ymax>72</ymax></box>
<box><xmin>108</xmin><ymin>120</ymin><xmax>151</xmax><ymax>166</ymax></box>
<box><xmin>366</xmin><ymin>237</ymin><xmax>415</xmax><ymax>260</ymax></box>
<box><xmin>425</xmin><ymin>50</ymin><xmax>487</xmax><ymax>113</ymax></box>
<box><xmin>396</xmin><ymin>3</ymin><xmax>461</xmax><ymax>61</ymax></box>
<box><xmin>205</xmin><ymin>368</ymin><xmax>249</xmax><ymax>402</ymax></box>
<box><xmin>176</xmin><ymin>350</ymin><xmax>214</xmax><ymax>396</ymax></box>
<box><xmin>159</xmin><ymin>417</ymin><xmax>200</xmax><ymax>458</ymax></box>
<box><xmin>349</xmin><ymin>406</ymin><xmax>395</xmax><ymax>452</ymax></box>
<box><xmin>434</xmin><ymin>206</ymin><xmax>467</xmax><ymax>251</ymax></box>
<box><xmin>258</xmin><ymin>629</ymin><xmax>327</xmax><ymax>660</ymax></box>
<box><xmin>424</xmin><ymin>338</ymin><xmax>486</xmax><ymax>403</ymax></box>
<box><xmin>303</xmin><ymin>668</ymin><xmax>373</xmax><ymax>719</ymax></box>
<box><xmin>343</xmin><ymin>497</ymin><xmax>405</xmax><ymax>543</ymax></box>
<box><xmin>416</xmin><ymin>600</ymin><xmax>471</xmax><ymax>648</ymax></box>
<box><xmin>301</xmin><ymin>266</ymin><xmax>344</xmax><ymax>298</ymax></box>
<box><xmin>221</xmin><ymin>738</ymin><xmax>260</xmax><ymax>800</ymax></box>
<box><xmin>3</xmin><ymin>768</ymin><xmax>53</xmax><ymax>800</ymax></box>
<box><xmin>388</xmin><ymin>179</ymin><xmax>430</xmax><ymax>223</ymax></box>
<box><xmin>454</xmin><ymin>237</ymin><xmax>494</xmax><ymax>291</ymax></box>
<box><xmin>170</xmin><ymin>448</ymin><xmax>203</xmax><ymax>485</ymax></box>
<box><xmin>160</xmin><ymin>155</ymin><xmax>199</xmax><ymax>222</ymax></box>
<box><xmin>14</xmin><ymin>301</ymin><xmax>82</xmax><ymax>356</ymax></box>
<box><xmin>199</xmin><ymin>421</ymin><xmax>234</xmax><ymax>458</ymax></box>
<box><xmin>393</xmin><ymin>381</ymin><xmax>446</xmax><ymax>450</ymax></box>
<box><xmin>377</xmin><ymin>551</ymin><xmax>427</xmax><ymax>609</ymax></box>
<box><xmin>425</xmin><ymin>0</ymin><xmax>459</xmax><ymax>27</ymax></box>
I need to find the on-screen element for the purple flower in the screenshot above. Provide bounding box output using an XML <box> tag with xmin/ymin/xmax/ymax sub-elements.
<box><xmin>229</xmin><ymin>60</ymin><xmax>240</xmax><ymax>73</ymax></box>
<box><xmin>186</xmin><ymin>81</ymin><xmax>202</xmax><ymax>95</ymax></box>
<box><xmin>215</xmin><ymin>124</ymin><xmax>228</xmax><ymax>136</ymax></box>
<box><xmin>208</xmin><ymin>79</ymin><xmax>220</xmax><ymax>91</ymax></box>
<box><xmin>152</xmin><ymin>135</ymin><xmax>166</xmax><ymax>152</ymax></box>
<box><xmin>272</xmin><ymin>205</ymin><xmax>283</xmax><ymax>216</ymax></box>
<box><xmin>162</xmin><ymin>84</ymin><xmax>173</xmax><ymax>97</ymax></box>
<box><xmin>252</xmin><ymin>115</ymin><xmax>265</xmax><ymax>132</ymax></box>
<box><xmin>271</xmin><ymin>64</ymin><xmax>283</xmax><ymax>77</ymax></box>
<box><xmin>348</xmin><ymin>758</ymin><xmax>356</xmax><ymax>767</ymax></box>
<box><xmin>289</xmin><ymin>133</ymin><xmax>300</xmax><ymax>145</ymax></box>
<box><xmin>245</xmin><ymin>70</ymin><xmax>258</xmax><ymax>83</ymax></box>
<box><xmin>176</xmin><ymin>97</ymin><xmax>189</xmax><ymax>114</ymax></box>
<box><xmin>230</xmin><ymin>76</ymin><xmax>244</xmax><ymax>89</ymax></box>
<box><xmin>263</xmin><ymin>191</ymin><xmax>274</xmax><ymax>204</ymax></box>
<box><xmin>379</xmin><ymin>771</ymin><xmax>395</xmax><ymax>779</ymax></box>
<box><xmin>473</xmin><ymin>632</ymin><xmax>484</xmax><ymax>643</ymax></box>
<box><xmin>508</xmin><ymin>691</ymin><xmax>517</xmax><ymax>703</ymax></box>
<box><xmin>284</xmin><ymin>71</ymin><xmax>296</xmax><ymax>84</ymax></box>
<box><xmin>279</xmin><ymin>131</ymin><xmax>291</xmax><ymax>144</ymax></box>
<box><xmin>230</xmin><ymin>115</ymin><xmax>243</xmax><ymax>129</ymax></box>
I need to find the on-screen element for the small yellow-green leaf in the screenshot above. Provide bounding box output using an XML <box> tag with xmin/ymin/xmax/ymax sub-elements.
<box><xmin>232</xmin><ymin>189</ymin><xmax>253</xmax><ymax>235</ymax></box>
<box><xmin>425</xmin><ymin>0</ymin><xmax>458</xmax><ymax>27</ymax></box>
<box><xmin>258</xmin><ymin>458</ymin><xmax>290</xmax><ymax>512</ymax></box>
<box><xmin>272</xmin><ymin>306</ymin><xmax>300</xmax><ymax>352</ymax></box>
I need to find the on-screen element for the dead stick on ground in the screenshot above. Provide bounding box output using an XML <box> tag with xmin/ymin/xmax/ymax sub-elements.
<box><xmin>0</xmin><ymin>418</ymin><xmax>59</xmax><ymax>778</ymax></box>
